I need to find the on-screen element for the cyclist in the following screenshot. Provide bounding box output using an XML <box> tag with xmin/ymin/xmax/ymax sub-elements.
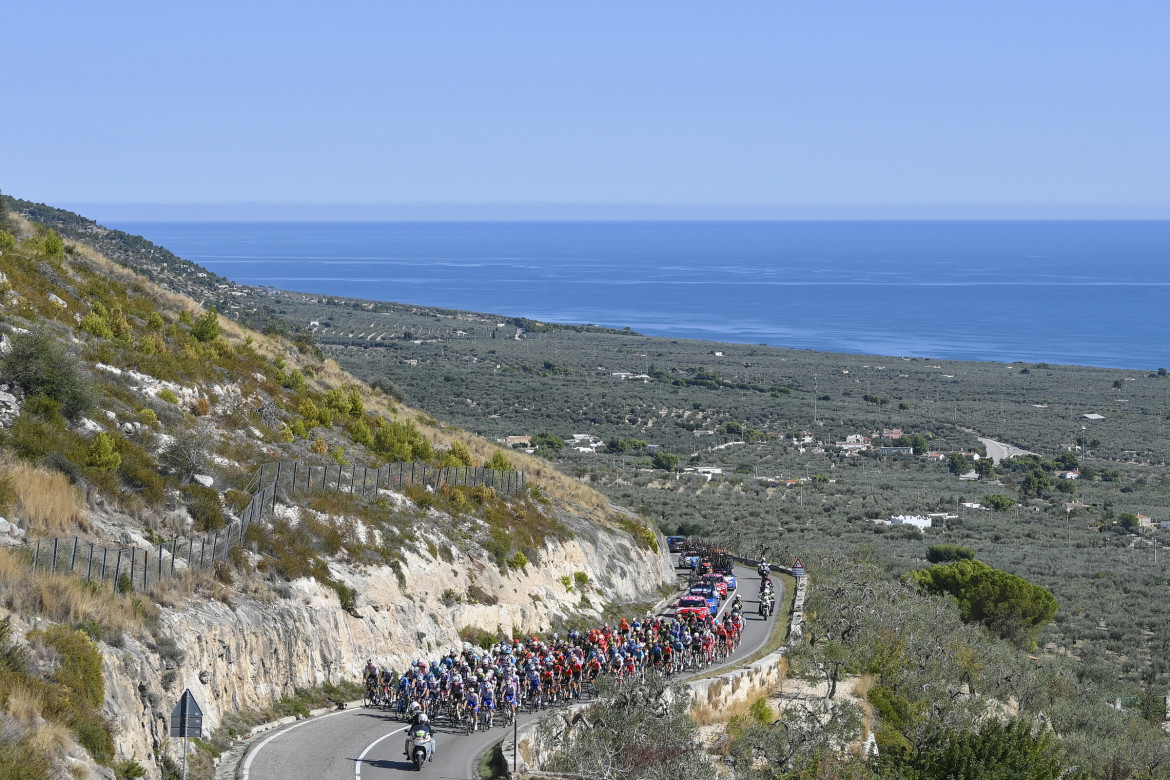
<box><xmin>464</xmin><ymin>687</ymin><xmax>481</xmax><ymax>732</ymax></box>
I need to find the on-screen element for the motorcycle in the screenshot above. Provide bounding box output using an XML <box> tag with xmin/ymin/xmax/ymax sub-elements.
<box><xmin>408</xmin><ymin>730</ymin><xmax>434</xmax><ymax>771</ymax></box>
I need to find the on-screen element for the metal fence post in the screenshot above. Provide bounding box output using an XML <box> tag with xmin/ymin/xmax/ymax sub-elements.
<box><xmin>172</xmin><ymin>535</ymin><xmax>178</xmax><ymax>576</ymax></box>
<box><xmin>113</xmin><ymin>549</ymin><xmax>123</xmax><ymax>592</ymax></box>
<box><xmin>188</xmin><ymin>537</ymin><xmax>194</xmax><ymax>568</ymax></box>
<box><xmin>51</xmin><ymin>538</ymin><xmax>59</xmax><ymax>572</ymax></box>
<box><xmin>291</xmin><ymin>460</ymin><xmax>298</xmax><ymax>494</ymax></box>
<box><xmin>210</xmin><ymin>532</ymin><xmax>218</xmax><ymax>562</ymax></box>
<box><xmin>273</xmin><ymin>462</ymin><xmax>281</xmax><ymax>511</ymax></box>
<box><xmin>101</xmin><ymin>548</ymin><xmax>108</xmax><ymax>581</ymax></box>
<box><xmin>349</xmin><ymin>466</ymin><xmax>355</xmax><ymax>494</ymax></box>
<box><xmin>199</xmin><ymin>538</ymin><xmax>206</xmax><ymax>568</ymax></box>
<box><xmin>143</xmin><ymin>550</ymin><xmax>149</xmax><ymax>590</ymax></box>
<box><xmin>70</xmin><ymin>536</ymin><xmax>78</xmax><ymax>573</ymax></box>
<box><xmin>87</xmin><ymin>543</ymin><xmax>95</xmax><ymax>580</ymax></box>
<box><xmin>158</xmin><ymin>542</ymin><xmax>164</xmax><ymax>579</ymax></box>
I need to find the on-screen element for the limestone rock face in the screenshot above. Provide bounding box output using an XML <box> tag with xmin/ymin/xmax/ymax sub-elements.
<box><xmin>102</xmin><ymin>514</ymin><xmax>674</xmax><ymax>773</ymax></box>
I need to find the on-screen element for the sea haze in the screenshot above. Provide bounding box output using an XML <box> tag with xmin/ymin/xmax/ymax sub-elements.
<box><xmin>113</xmin><ymin>220</ymin><xmax>1170</xmax><ymax>370</ymax></box>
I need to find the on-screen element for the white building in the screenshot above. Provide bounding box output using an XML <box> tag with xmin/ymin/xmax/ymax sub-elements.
<box><xmin>891</xmin><ymin>515</ymin><xmax>932</xmax><ymax>530</ymax></box>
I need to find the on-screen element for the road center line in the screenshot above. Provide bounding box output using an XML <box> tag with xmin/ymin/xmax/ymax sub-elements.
<box><xmin>241</xmin><ymin>708</ymin><xmax>353</xmax><ymax>780</ymax></box>
<box><xmin>356</xmin><ymin>726</ymin><xmax>406</xmax><ymax>778</ymax></box>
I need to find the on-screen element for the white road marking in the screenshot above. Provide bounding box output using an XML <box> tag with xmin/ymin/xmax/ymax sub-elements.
<box><xmin>356</xmin><ymin>726</ymin><xmax>406</xmax><ymax>778</ymax></box>
<box><xmin>241</xmin><ymin>708</ymin><xmax>353</xmax><ymax>780</ymax></box>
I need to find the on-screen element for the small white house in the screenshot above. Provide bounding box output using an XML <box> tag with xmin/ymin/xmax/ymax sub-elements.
<box><xmin>891</xmin><ymin>515</ymin><xmax>932</xmax><ymax>530</ymax></box>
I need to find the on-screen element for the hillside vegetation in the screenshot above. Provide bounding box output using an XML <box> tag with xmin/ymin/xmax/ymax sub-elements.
<box><xmin>0</xmin><ymin>200</ymin><xmax>659</xmax><ymax>778</ymax></box>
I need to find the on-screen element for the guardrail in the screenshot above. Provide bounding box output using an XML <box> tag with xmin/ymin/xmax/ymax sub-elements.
<box><xmin>26</xmin><ymin>459</ymin><xmax>524</xmax><ymax>591</ymax></box>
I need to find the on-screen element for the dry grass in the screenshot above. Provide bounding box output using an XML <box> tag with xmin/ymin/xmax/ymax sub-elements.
<box><xmin>0</xmin><ymin>458</ymin><xmax>88</xmax><ymax>534</ymax></box>
<box><xmin>29</xmin><ymin>720</ymin><xmax>73</xmax><ymax>754</ymax></box>
<box><xmin>851</xmin><ymin>674</ymin><xmax>876</xmax><ymax>739</ymax></box>
<box><xmin>4</xmin><ymin>682</ymin><xmax>44</xmax><ymax>724</ymax></box>
<box><xmin>691</xmin><ymin>681</ymin><xmax>778</xmax><ymax>725</ymax></box>
<box><xmin>0</xmin><ymin>549</ymin><xmax>141</xmax><ymax>633</ymax></box>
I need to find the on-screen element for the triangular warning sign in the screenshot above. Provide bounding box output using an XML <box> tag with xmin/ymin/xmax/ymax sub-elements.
<box><xmin>793</xmin><ymin>557</ymin><xmax>803</xmax><ymax>568</ymax></box>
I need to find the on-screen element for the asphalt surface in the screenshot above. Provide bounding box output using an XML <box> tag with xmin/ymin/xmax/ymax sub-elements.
<box><xmin>240</xmin><ymin>564</ymin><xmax>779</xmax><ymax>780</ymax></box>
<box><xmin>977</xmin><ymin>436</ymin><xmax>1035</xmax><ymax>465</ymax></box>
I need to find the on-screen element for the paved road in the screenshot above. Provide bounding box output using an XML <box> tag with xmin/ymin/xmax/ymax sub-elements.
<box><xmin>978</xmin><ymin>436</ymin><xmax>1035</xmax><ymax>465</ymax></box>
<box><xmin>240</xmin><ymin>565</ymin><xmax>779</xmax><ymax>780</ymax></box>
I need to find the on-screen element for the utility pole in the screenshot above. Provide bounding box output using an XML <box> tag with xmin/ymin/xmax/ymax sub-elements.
<box><xmin>813</xmin><ymin>375</ymin><xmax>818</xmax><ymax>426</ymax></box>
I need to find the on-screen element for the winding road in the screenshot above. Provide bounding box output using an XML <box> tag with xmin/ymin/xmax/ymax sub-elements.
<box><xmin>238</xmin><ymin>564</ymin><xmax>778</xmax><ymax>780</ymax></box>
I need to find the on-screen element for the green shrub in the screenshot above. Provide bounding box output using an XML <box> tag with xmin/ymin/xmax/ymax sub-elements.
<box><xmin>7</xmin><ymin>410</ymin><xmax>85</xmax><ymax>464</ymax></box>
<box><xmin>926</xmin><ymin>545</ymin><xmax>976</xmax><ymax>564</ymax></box>
<box><xmin>86</xmin><ymin>433</ymin><xmax>122</xmax><ymax>471</ymax></box>
<box><xmin>37</xmin><ymin>624</ymin><xmax>105</xmax><ymax>708</ymax></box>
<box><xmin>190</xmin><ymin>307</ymin><xmax>221</xmax><ymax>342</ymax></box>
<box><xmin>438</xmin><ymin>440</ymin><xmax>476</xmax><ymax>468</ymax></box>
<box><xmin>182</xmin><ymin>484</ymin><xmax>225</xmax><ymax>532</ymax></box>
<box><xmin>115</xmin><ymin>759</ymin><xmax>148</xmax><ymax>779</ymax></box>
<box><xmin>506</xmin><ymin>551</ymin><xmax>529</xmax><ymax>570</ymax></box>
<box><xmin>79</xmin><ymin>313</ymin><xmax>114</xmax><ymax>339</ymax></box>
<box><xmin>485</xmin><ymin>451</ymin><xmax>514</xmax><ymax>471</ymax></box>
<box><xmin>458</xmin><ymin>625</ymin><xmax>498</xmax><ymax>650</ymax></box>
<box><xmin>114</xmin><ymin>436</ymin><xmax>166</xmax><ymax>504</ymax></box>
<box><xmin>372</xmin><ymin>419</ymin><xmax>433</xmax><ymax>461</ymax></box>
<box><xmin>1</xmin><ymin>327</ymin><xmax>95</xmax><ymax>419</ymax></box>
<box><xmin>157</xmin><ymin>388</ymin><xmax>179</xmax><ymax>404</ymax></box>
<box><xmin>347</xmin><ymin>417</ymin><xmax>373</xmax><ymax>447</ymax></box>
<box><xmin>749</xmin><ymin>696</ymin><xmax>774</xmax><ymax>724</ymax></box>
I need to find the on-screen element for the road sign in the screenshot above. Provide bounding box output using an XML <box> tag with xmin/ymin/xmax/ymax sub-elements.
<box><xmin>170</xmin><ymin>690</ymin><xmax>203</xmax><ymax>738</ymax></box>
<box><xmin>792</xmin><ymin>557</ymin><xmax>806</xmax><ymax>577</ymax></box>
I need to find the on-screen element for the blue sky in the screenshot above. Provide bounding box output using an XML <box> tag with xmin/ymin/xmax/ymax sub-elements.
<box><xmin>4</xmin><ymin>1</ymin><xmax>1168</xmax><ymax>219</ymax></box>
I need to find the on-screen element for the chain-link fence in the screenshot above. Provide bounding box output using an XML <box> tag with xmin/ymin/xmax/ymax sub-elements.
<box><xmin>25</xmin><ymin>459</ymin><xmax>524</xmax><ymax>589</ymax></box>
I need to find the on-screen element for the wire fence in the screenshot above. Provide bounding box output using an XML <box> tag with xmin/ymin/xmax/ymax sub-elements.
<box><xmin>26</xmin><ymin>459</ymin><xmax>524</xmax><ymax>590</ymax></box>
<box><xmin>250</xmin><ymin>459</ymin><xmax>526</xmax><ymax>504</ymax></box>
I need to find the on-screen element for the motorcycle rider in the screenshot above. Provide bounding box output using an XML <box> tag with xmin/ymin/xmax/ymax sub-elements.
<box><xmin>404</xmin><ymin>712</ymin><xmax>435</xmax><ymax>763</ymax></box>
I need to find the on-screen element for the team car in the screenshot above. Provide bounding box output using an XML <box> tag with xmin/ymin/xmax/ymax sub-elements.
<box><xmin>675</xmin><ymin>595</ymin><xmax>713</xmax><ymax>619</ymax></box>
<box><xmin>688</xmin><ymin>584</ymin><xmax>721</xmax><ymax>615</ymax></box>
<box><xmin>702</xmin><ymin>574</ymin><xmax>728</xmax><ymax>598</ymax></box>
<box><xmin>716</xmin><ymin>568</ymin><xmax>737</xmax><ymax>591</ymax></box>
<box><xmin>667</xmin><ymin>536</ymin><xmax>687</xmax><ymax>553</ymax></box>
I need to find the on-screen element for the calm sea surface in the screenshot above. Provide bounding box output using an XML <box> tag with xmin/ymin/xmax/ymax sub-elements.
<box><xmin>113</xmin><ymin>221</ymin><xmax>1170</xmax><ymax>369</ymax></box>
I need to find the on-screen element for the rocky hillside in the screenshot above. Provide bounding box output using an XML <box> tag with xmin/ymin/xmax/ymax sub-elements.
<box><xmin>0</xmin><ymin>202</ymin><xmax>674</xmax><ymax>779</ymax></box>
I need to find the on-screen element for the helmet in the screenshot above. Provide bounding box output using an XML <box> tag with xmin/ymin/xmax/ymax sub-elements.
<box><xmin>418</xmin><ymin>713</ymin><xmax>429</xmax><ymax>723</ymax></box>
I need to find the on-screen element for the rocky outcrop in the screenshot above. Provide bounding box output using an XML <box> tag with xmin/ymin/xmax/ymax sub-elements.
<box><xmin>102</xmin><ymin>510</ymin><xmax>674</xmax><ymax>776</ymax></box>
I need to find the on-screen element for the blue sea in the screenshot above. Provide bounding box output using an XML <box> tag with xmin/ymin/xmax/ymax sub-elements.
<box><xmin>113</xmin><ymin>221</ymin><xmax>1170</xmax><ymax>370</ymax></box>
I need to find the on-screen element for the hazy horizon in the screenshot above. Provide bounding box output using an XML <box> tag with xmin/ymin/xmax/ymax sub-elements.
<box><xmin>61</xmin><ymin>201</ymin><xmax>1170</xmax><ymax>223</ymax></box>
